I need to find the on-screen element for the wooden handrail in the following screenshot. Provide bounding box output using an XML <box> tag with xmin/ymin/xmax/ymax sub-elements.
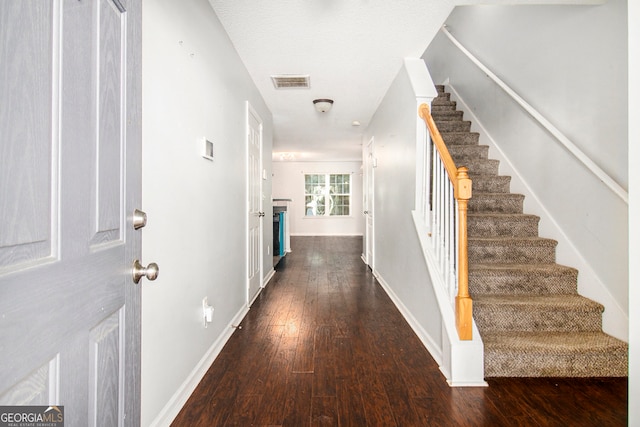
<box><xmin>419</xmin><ymin>103</ymin><xmax>473</xmax><ymax>341</ymax></box>
<box><xmin>419</xmin><ymin>104</ymin><xmax>457</xmax><ymax>183</ymax></box>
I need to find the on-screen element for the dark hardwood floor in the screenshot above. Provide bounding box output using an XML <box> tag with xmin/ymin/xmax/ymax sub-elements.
<box><xmin>172</xmin><ymin>236</ymin><xmax>627</xmax><ymax>426</ymax></box>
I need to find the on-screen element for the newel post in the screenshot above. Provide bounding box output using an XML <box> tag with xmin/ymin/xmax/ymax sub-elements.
<box><xmin>455</xmin><ymin>167</ymin><xmax>473</xmax><ymax>340</ymax></box>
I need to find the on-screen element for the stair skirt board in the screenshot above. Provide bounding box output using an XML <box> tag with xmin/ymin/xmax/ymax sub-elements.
<box><xmin>433</xmin><ymin>85</ymin><xmax>628</xmax><ymax>378</ymax></box>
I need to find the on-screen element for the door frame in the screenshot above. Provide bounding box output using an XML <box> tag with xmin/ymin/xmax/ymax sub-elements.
<box><xmin>123</xmin><ymin>0</ymin><xmax>143</xmax><ymax>421</ymax></box>
<box><xmin>364</xmin><ymin>137</ymin><xmax>375</xmax><ymax>271</ymax></box>
<box><xmin>246</xmin><ymin>102</ymin><xmax>263</xmax><ymax>306</ymax></box>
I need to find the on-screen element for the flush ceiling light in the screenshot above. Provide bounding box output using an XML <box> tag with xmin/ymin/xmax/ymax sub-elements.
<box><xmin>313</xmin><ymin>99</ymin><xmax>333</xmax><ymax>113</ymax></box>
<box><xmin>279</xmin><ymin>152</ymin><xmax>296</xmax><ymax>161</ymax></box>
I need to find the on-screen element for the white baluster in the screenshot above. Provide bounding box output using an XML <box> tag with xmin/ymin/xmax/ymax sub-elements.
<box><xmin>444</xmin><ymin>175</ymin><xmax>450</xmax><ymax>297</ymax></box>
<box><xmin>449</xmin><ymin>183</ymin><xmax>456</xmax><ymax>302</ymax></box>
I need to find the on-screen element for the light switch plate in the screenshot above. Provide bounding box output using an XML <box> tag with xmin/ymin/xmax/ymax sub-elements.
<box><xmin>202</xmin><ymin>138</ymin><xmax>214</xmax><ymax>161</ymax></box>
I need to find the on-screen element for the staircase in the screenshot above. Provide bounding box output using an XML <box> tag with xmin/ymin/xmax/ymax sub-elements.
<box><xmin>432</xmin><ymin>85</ymin><xmax>628</xmax><ymax>377</ymax></box>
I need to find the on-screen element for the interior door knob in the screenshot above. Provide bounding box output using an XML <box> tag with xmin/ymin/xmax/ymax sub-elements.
<box><xmin>258</xmin><ymin>212</ymin><xmax>265</xmax><ymax>217</ymax></box>
<box><xmin>132</xmin><ymin>260</ymin><xmax>159</xmax><ymax>284</ymax></box>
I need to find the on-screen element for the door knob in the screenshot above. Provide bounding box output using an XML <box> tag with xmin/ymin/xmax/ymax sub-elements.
<box><xmin>133</xmin><ymin>209</ymin><xmax>147</xmax><ymax>230</ymax></box>
<box><xmin>364</xmin><ymin>210</ymin><xmax>369</xmax><ymax>214</ymax></box>
<box><xmin>258</xmin><ymin>212</ymin><xmax>265</xmax><ymax>217</ymax></box>
<box><xmin>132</xmin><ymin>260</ymin><xmax>159</xmax><ymax>284</ymax></box>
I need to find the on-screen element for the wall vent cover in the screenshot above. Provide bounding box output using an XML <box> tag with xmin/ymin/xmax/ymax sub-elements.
<box><xmin>271</xmin><ymin>75</ymin><xmax>310</xmax><ymax>89</ymax></box>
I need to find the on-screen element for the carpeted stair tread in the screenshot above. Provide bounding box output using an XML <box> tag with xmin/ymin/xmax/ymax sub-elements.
<box><xmin>469</xmin><ymin>193</ymin><xmax>524</xmax><ymax>213</ymax></box>
<box><xmin>432</xmin><ymin>101</ymin><xmax>457</xmax><ymax>112</ymax></box>
<box><xmin>432</xmin><ymin>110</ymin><xmax>463</xmax><ymax>121</ymax></box>
<box><xmin>435</xmin><ymin>120</ymin><xmax>472</xmax><ymax>132</ymax></box>
<box><xmin>441</xmin><ymin>131</ymin><xmax>479</xmax><ymax>145</ymax></box>
<box><xmin>449</xmin><ymin>145</ymin><xmax>489</xmax><ymax>161</ymax></box>
<box><xmin>474</xmin><ymin>294</ymin><xmax>602</xmax><ymax>310</ymax></box>
<box><xmin>473</xmin><ymin>294</ymin><xmax>603</xmax><ymax>333</ymax></box>
<box><xmin>468</xmin><ymin>213</ymin><xmax>539</xmax><ymax>237</ymax></box>
<box><xmin>432</xmin><ymin>104</ymin><xmax>457</xmax><ymax>112</ymax></box>
<box><xmin>432</xmin><ymin>97</ymin><xmax>456</xmax><ymax>107</ymax></box>
<box><xmin>468</xmin><ymin>236</ymin><xmax>558</xmax><ymax>246</ymax></box>
<box><xmin>469</xmin><ymin>263</ymin><xmax>578</xmax><ymax>295</ymax></box>
<box><xmin>483</xmin><ymin>331</ymin><xmax>626</xmax><ymax>353</ymax></box>
<box><xmin>457</xmin><ymin>158</ymin><xmax>500</xmax><ymax>175</ymax></box>
<box><xmin>468</xmin><ymin>174</ymin><xmax>511</xmax><ymax>193</ymax></box>
<box><xmin>469</xmin><ymin>237</ymin><xmax>557</xmax><ymax>264</ymax></box>
<box><xmin>482</xmin><ymin>331</ymin><xmax>628</xmax><ymax>377</ymax></box>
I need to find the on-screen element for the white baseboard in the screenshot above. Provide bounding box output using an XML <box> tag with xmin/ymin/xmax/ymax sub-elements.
<box><xmin>290</xmin><ymin>233</ymin><xmax>364</xmax><ymax>237</ymax></box>
<box><xmin>356</xmin><ymin>265</ymin><xmax>485</xmax><ymax>386</ymax></box>
<box><xmin>373</xmin><ymin>273</ymin><xmax>443</xmax><ymax>366</ymax></box>
<box><xmin>149</xmin><ymin>305</ymin><xmax>249</xmax><ymax>427</ymax></box>
<box><xmin>262</xmin><ymin>267</ymin><xmax>276</xmax><ymax>288</ymax></box>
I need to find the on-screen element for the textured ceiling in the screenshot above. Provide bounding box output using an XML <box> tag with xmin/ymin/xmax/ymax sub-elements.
<box><xmin>207</xmin><ymin>0</ymin><xmax>604</xmax><ymax>162</ymax></box>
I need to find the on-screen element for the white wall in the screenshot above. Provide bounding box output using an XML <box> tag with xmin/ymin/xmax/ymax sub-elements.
<box><xmin>628</xmin><ymin>1</ymin><xmax>638</xmax><ymax>424</ymax></box>
<box><xmin>434</xmin><ymin>2</ymin><xmax>627</xmax><ymax>187</ymax></box>
<box><xmin>423</xmin><ymin>1</ymin><xmax>628</xmax><ymax>339</ymax></box>
<box><xmin>141</xmin><ymin>0</ymin><xmax>273</xmax><ymax>424</ymax></box>
<box><xmin>363</xmin><ymin>64</ymin><xmax>444</xmax><ymax>360</ymax></box>
<box><xmin>272</xmin><ymin>161</ymin><xmax>364</xmax><ymax>236</ymax></box>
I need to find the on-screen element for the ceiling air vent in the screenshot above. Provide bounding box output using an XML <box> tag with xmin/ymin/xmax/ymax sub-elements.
<box><xmin>271</xmin><ymin>74</ymin><xmax>310</xmax><ymax>89</ymax></box>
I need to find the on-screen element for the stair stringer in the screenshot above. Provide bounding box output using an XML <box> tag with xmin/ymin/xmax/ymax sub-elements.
<box><xmin>412</xmin><ymin>211</ymin><xmax>487</xmax><ymax>387</ymax></box>
<box><xmin>444</xmin><ymin>81</ymin><xmax>628</xmax><ymax>342</ymax></box>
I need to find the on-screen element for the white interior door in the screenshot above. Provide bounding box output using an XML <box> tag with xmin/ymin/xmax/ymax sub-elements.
<box><xmin>364</xmin><ymin>138</ymin><xmax>375</xmax><ymax>269</ymax></box>
<box><xmin>0</xmin><ymin>0</ymin><xmax>142</xmax><ymax>425</ymax></box>
<box><xmin>247</xmin><ymin>104</ymin><xmax>263</xmax><ymax>305</ymax></box>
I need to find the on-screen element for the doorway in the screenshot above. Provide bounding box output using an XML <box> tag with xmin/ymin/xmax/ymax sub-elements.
<box><xmin>364</xmin><ymin>137</ymin><xmax>375</xmax><ymax>270</ymax></box>
<box><xmin>246</xmin><ymin>103</ymin><xmax>264</xmax><ymax>305</ymax></box>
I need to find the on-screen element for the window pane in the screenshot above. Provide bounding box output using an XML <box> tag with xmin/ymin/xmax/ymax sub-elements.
<box><xmin>306</xmin><ymin>175</ymin><xmax>324</xmax><ymax>192</ymax></box>
<box><xmin>333</xmin><ymin>203</ymin><xmax>349</xmax><ymax>216</ymax></box>
<box><xmin>305</xmin><ymin>174</ymin><xmax>327</xmax><ymax>216</ymax></box>
<box><xmin>316</xmin><ymin>195</ymin><xmax>325</xmax><ymax>215</ymax></box>
<box><xmin>305</xmin><ymin>195</ymin><xmax>316</xmax><ymax>216</ymax></box>
<box><xmin>305</xmin><ymin>173</ymin><xmax>349</xmax><ymax>216</ymax></box>
<box><xmin>329</xmin><ymin>174</ymin><xmax>349</xmax><ymax>195</ymax></box>
<box><xmin>330</xmin><ymin>195</ymin><xmax>350</xmax><ymax>216</ymax></box>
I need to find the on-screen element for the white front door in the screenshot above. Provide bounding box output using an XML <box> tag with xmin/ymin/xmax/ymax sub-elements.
<box><xmin>247</xmin><ymin>104</ymin><xmax>263</xmax><ymax>305</ymax></box>
<box><xmin>0</xmin><ymin>0</ymin><xmax>143</xmax><ymax>425</ymax></box>
<box><xmin>364</xmin><ymin>138</ymin><xmax>375</xmax><ymax>270</ymax></box>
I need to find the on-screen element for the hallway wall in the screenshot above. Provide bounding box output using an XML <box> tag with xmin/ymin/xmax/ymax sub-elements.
<box><xmin>628</xmin><ymin>2</ymin><xmax>639</xmax><ymax>423</ymax></box>
<box><xmin>363</xmin><ymin>64</ymin><xmax>444</xmax><ymax>362</ymax></box>
<box><xmin>141</xmin><ymin>0</ymin><xmax>273</xmax><ymax>424</ymax></box>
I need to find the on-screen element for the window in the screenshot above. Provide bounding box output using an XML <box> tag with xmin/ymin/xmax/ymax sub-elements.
<box><xmin>304</xmin><ymin>173</ymin><xmax>351</xmax><ymax>216</ymax></box>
